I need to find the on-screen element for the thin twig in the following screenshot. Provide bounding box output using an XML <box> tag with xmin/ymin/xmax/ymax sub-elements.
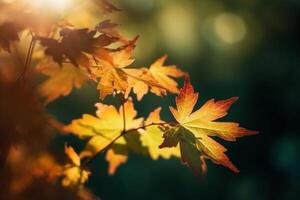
<box><xmin>81</xmin><ymin>131</ymin><xmax>126</xmax><ymax>167</ymax></box>
<box><xmin>17</xmin><ymin>33</ymin><xmax>37</xmax><ymax>81</ymax></box>
<box><xmin>121</xmin><ymin>95</ymin><xmax>126</xmax><ymax>133</ymax></box>
<box><xmin>27</xmin><ymin>40</ymin><xmax>36</xmax><ymax>71</ymax></box>
<box><xmin>126</xmin><ymin>122</ymin><xmax>178</xmax><ymax>134</ymax></box>
<box><xmin>17</xmin><ymin>39</ymin><xmax>33</xmax><ymax>80</ymax></box>
<box><xmin>93</xmin><ymin>56</ymin><xmax>99</xmax><ymax>65</ymax></box>
<box><xmin>81</xmin><ymin>121</ymin><xmax>178</xmax><ymax>168</ymax></box>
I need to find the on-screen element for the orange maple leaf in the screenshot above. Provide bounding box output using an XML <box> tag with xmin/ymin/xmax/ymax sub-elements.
<box><xmin>37</xmin><ymin>59</ymin><xmax>89</xmax><ymax>104</ymax></box>
<box><xmin>160</xmin><ymin>77</ymin><xmax>258</xmax><ymax>174</ymax></box>
<box><xmin>93</xmin><ymin>39</ymin><xmax>137</xmax><ymax>99</ymax></box>
<box><xmin>125</xmin><ymin>55</ymin><xmax>185</xmax><ymax>100</ymax></box>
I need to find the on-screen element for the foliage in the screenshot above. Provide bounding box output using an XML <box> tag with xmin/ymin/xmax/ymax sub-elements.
<box><xmin>0</xmin><ymin>0</ymin><xmax>257</xmax><ymax>199</ymax></box>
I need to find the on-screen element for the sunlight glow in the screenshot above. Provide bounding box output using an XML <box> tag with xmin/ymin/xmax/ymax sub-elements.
<box><xmin>214</xmin><ymin>13</ymin><xmax>247</xmax><ymax>44</ymax></box>
<box><xmin>27</xmin><ymin>0</ymin><xmax>71</xmax><ymax>12</ymax></box>
<box><xmin>158</xmin><ymin>4</ymin><xmax>198</xmax><ymax>57</ymax></box>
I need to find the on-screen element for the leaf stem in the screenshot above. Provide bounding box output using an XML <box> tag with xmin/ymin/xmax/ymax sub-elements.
<box><xmin>81</xmin><ymin>130</ymin><xmax>126</xmax><ymax>167</ymax></box>
<box><xmin>121</xmin><ymin>97</ymin><xmax>126</xmax><ymax>133</ymax></box>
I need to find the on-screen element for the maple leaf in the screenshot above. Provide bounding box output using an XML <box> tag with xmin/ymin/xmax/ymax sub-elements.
<box><xmin>37</xmin><ymin>60</ymin><xmax>89</xmax><ymax>104</ymax></box>
<box><xmin>64</xmin><ymin>100</ymin><xmax>144</xmax><ymax>174</ymax></box>
<box><xmin>62</xmin><ymin>146</ymin><xmax>90</xmax><ymax>187</ymax></box>
<box><xmin>124</xmin><ymin>68</ymin><xmax>156</xmax><ymax>100</ymax></box>
<box><xmin>106</xmin><ymin>149</ymin><xmax>127</xmax><ymax>175</ymax></box>
<box><xmin>159</xmin><ymin>77</ymin><xmax>258</xmax><ymax>174</ymax></box>
<box><xmin>149</xmin><ymin>55</ymin><xmax>185</xmax><ymax>95</ymax></box>
<box><xmin>93</xmin><ymin>38</ymin><xmax>137</xmax><ymax>99</ymax></box>
<box><xmin>0</xmin><ymin>22</ymin><xmax>20</xmax><ymax>53</ymax></box>
<box><xmin>124</xmin><ymin>55</ymin><xmax>185</xmax><ymax>100</ymax></box>
<box><xmin>96</xmin><ymin>19</ymin><xmax>129</xmax><ymax>44</ymax></box>
<box><xmin>39</xmin><ymin>28</ymin><xmax>117</xmax><ymax>67</ymax></box>
<box><xmin>140</xmin><ymin>108</ymin><xmax>180</xmax><ymax>160</ymax></box>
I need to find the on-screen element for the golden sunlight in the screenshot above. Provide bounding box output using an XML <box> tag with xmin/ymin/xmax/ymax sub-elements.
<box><xmin>26</xmin><ymin>0</ymin><xmax>71</xmax><ymax>11</ymax></box>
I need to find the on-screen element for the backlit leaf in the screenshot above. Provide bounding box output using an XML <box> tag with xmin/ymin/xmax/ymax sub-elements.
<box><xmin>125</xmin><ymin>55</ymin><xmax>185</xmax><ymax>100</ymax></box>
<box><xmin>64</xmin><ymin>100</ymin><xmax>143</xmax><ymax>174</ymax></box>
<box><xmin>65</xmin><ymin>146</ymin><xmax>81</xmax><ymax>167</ymax></box>
<box><xmin>106</xmin><ymin>149</ymin><xmax>127</xmax><ymax>175</ymax></box>
<box><xmin>62</xmin><ymin>146</ymin><xmax>90</xmax><ymax>187</ymax></box>
<box><xmin>140</xmin><ymin>108</ymin><xmax>180</xmax><ymax>160</ymax></box>
<box><xmin>160</xmin><ymin>77</ymin><xmax>258</xmax><ymax>174</ymax></box>
<box><xmin>149</xmin><ymin>55</ymin><xmax>185</xmax><ymax>95</ymax></box>
<box><xmin>37</xmin><ymin>60</ymin><xmax>89</xmax><ymax>104</ymax></box>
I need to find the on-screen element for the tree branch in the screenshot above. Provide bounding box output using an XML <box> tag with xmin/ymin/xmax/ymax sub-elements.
<box><xmin>81</xmin><ymin>121</ymin><xmax>178</xmax><ymax>168</ymax></box>
<box><xmin>17</xmin><ymin>32</ymin><xmax>37</xmax><ymax>82</ymax></box>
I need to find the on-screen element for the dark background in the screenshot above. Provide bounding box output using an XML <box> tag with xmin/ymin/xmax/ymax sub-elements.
<box><xmin>48</xmin><ymin>0</ymin><xmax>300</xmax><ymax>199</ymax></box>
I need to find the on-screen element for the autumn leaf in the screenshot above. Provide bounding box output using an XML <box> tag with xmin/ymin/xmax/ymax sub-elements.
<box><xmin>149</xmin><ymin>55</ymin><xmax>185</xmax><ymax>95</ymax></box>
<box><xmin>93</xmin><ymin>38</ymin><xmax>137</xmax><ymax>99</ymax></box>
<box><xmin>65</xmin><ymin>145</ymin><xmax>81</xmax><ymax>167</ymax></box>
<box><xmin>39</xmin><ymin>28</ymin><xmax>117</xmax><ymax>67</ymax></box>
<box><xmin>96</xmin><ymin>19</ymin><xmax>128</xmax><ymax>44</ymax></box>
<box><xmin>64</xmin><ymin>100</ymin><xmax>143</xmax><ymax>140</ymax></box>
<box><xmin>124</xmin><ymin>68</ymin><xmax>155</xmax><ymax>100</ymax></box>
<box><xmin>0</xmin><ymin>22</ymin><xmax>20</xmax><ymax>53</ymax></box>
<box><xmin>125</xmin><ymin>55</ymin><xmax>185</xmax><ymax>100</ymax></box>
<box><xmin>159</xmin><ymin>77</ymin><xmax>258</xmax><ymax>174</ymax></box>
<box><xmin>37</xmin><ymin>60</ymin><xmax>89</xmax><ymax>104</ymax></box>
<box><xmin>64</xmin><ymin>100</ymin><xmax>143</xmax><ymax>174</ymax></box>
<box><xmin>63</xmin><ymin>146</ymin><xmax>90</xmax><ymax>187</ymax></box>
<box><xmin>106</xmin><ymin>149</ymin><xmax>127</xmax><ymax>175</ymax></box>
<box><xmin>140</xmin><ymin>108</ymin><xmax>180</xmax><ymax>160</ymax></box>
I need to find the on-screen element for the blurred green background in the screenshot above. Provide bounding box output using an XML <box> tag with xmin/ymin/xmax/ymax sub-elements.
<box><xmin>48</xmin><ymin>0</ymin><xmax>300</xmax><ymax>199</ymax></box>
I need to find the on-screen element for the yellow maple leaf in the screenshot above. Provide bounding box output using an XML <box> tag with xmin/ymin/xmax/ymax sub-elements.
<box><xmin>65</xmin><ymin>145</ymin><xmax>81</xmax><ymax>167</ymax></box>
<box><xmin>64</xmin><ymin>100</ymin><xmax>143</xmax><ymax>174</ymax></box>
<box><xmin>106</xmin><ymin>149</ymin><xmax>128</xmax><ymax>175</ymax></box>
<box><xmin>160</xmin><ymin>77</ymin><xmax>258</xmax><ymax>174</ymax></box>
<box><xmin>63</xmin><ymin>146</ymin><xmax>90</xmax><ymax>187</ymax></box>
<box><xmin>37</xmin><ymin>59</ymin><xmax>88</xmax><ymax>104</ymax></box>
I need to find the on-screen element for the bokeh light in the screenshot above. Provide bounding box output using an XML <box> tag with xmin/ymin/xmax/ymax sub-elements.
<box><xmin>158</xmin><ymin>4</ymin><xmax>198</xmax><ymax>57</ymax></box>
<box><xmin>214</xmin><ymin>13</ymin><xmax>247</xmax><ymax>44</ymax></box>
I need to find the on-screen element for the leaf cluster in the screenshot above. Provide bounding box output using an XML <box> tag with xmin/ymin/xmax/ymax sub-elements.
<box><xmin>0</xmin><ymin>0</ymin><xmax>258</xmax><ymax>196</ymax></box>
